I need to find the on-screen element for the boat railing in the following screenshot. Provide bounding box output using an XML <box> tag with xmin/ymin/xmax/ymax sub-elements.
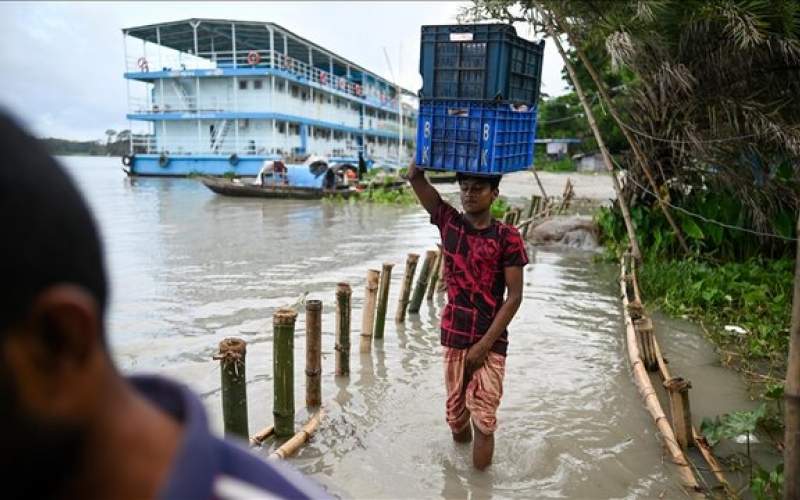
<box><xmin>126</xmin><ymin>48</ymin><xmax>406</xmax><ymax>111</ymax></box>
<box><xmin>129</xmin><ymin>136</ymin><xmax>368</xmax><ymax>159</ymax></box>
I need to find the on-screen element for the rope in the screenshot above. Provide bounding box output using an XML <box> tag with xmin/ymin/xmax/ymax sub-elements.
<box><xmin>612</xmin><ymin>157</ymin><xmax>798</xmax><ymax>241</ymax></box>
<box><xmin>618</xmin><ymin>120</ymin><xmax>760</xmax><ymax>144</ymax></box>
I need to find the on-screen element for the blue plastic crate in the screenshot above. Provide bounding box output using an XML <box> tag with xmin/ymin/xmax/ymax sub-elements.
<box><xmin>419</xmin><ymin>24</ymin><xmax>545</xmax><ymax>103</ymax></box>
<box><xmin>415</xmin><ymin>100</ymin><xmax>538</xmax><ymax>175</ymax></box>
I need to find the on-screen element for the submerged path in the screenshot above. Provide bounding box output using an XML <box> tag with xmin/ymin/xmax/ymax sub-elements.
<box><xmin>67</xmin><ymin>156</ymin><xmax>715</xmax><ymax>498</ymax></box>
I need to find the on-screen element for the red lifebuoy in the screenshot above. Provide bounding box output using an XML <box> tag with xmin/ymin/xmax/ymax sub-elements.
<box><xmin>247</xmin><ymin>51</ymin><xmax>261</xmax><ymax>65</ymax></box>
<box><xmin>319</xmin><ymin>71</ymin><xmax>328</xmax><ymax>85</ymax></box>
<box><xmin>137</xmin><ymin>57</ymin><xmax>149</xmax><ymax>72</ymax></box>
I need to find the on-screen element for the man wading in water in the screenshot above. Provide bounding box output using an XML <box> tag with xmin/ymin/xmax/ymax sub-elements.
<box><xmin>407</xmin><ymin>161</ymin><xmax>527</xmax><ymax>470</ymax></box>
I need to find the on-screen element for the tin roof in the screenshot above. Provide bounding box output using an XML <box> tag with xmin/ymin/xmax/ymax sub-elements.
<box><xmin>123</xmin><ymin>18</ymin><xmax>416</xmax><ymax>96</ymax></box>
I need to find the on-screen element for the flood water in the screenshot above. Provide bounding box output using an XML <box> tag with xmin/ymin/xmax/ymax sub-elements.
<box><xmin>62</xmin><ymin>156</ymin><xmax>757</xmax><ymax>499</ymax></box>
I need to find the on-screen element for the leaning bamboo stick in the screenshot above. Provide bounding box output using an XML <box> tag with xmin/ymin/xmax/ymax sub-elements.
<box><xmin>373</xmin><ymin>262</ymin><xmax>394</xmax><ymax>340</ymax></box>
<box><xmin>250</xmin><ymin>425</ymin><xmax>275</xmax><ymax>446</ymax></box>
<box><xmin>408</xmin><ymin>250</ymin><xmax>436</xmax><ymax>314</ymax></box>
<box><xmin>269</xmin><ymin>410</ymin><xmax>323</xmax><ymax>460</ymax></box>
<box><xmin>427</xmin><ymin>247</ymin><xmax>442</xmax><ymax>301</ymax></box>
<box><xmin>620</xmin><ymin>254</ymin><xmax>702</xmax><ymax>495</ymax></box>
<box><xmin>692</xmin><ymin>427</ymin><xmax>734</xmax><ymax>494</ymax></box>
<box><xmin>395</xmin><ymin>253</ymin><xmax>419</xmax><ymax>322</ymax></box>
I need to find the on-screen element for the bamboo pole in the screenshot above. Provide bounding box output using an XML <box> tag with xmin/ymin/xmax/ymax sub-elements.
<box><xmin>216</xmin><ymin>337</ymin><xmax>249</xmax><ymax>439</ymax></box>
<box><xmin>360</xmin><ymin>269</ymin><xmax>381</xmax><ymax>353</ymax></box>
<box><xmin>531</xmin><ymin>167</ymin><xmax>549</xmax><ymax>201</ymax></box>
<box><xmin>335</xmin><ymin>282</ymin><xmax>352</xmax><ymax>376</ymax></box>
<box><xmin>270</xmin><ymin>409</ymin><xmax>323</xmax><ymax>460</ymax></box>
<box><xmin>305</xmin><ymin>299</ymin><xmax>322</xmax><ymax>408</ymax></box>
<box><xmin>784</xmin><ymin>213</ymin><xmax>800</xmax><ymax>500</ymax></box>
<box><xmin>250</xmin><ymin>425</ymin><xmax>274</xmax><ymax>446</ymax></box>
<box><xmin>427</xmin><ymin>247</ymin><xmax>442</xmax><ymax>301</ymax></box>
<box><xmin>408</xmin><ymin>250</ymin><xmax>436</xmax><ymax>314</ymax></box>
<box><xmin>547</xmin><ymin>21</ymin><xmax>642</xmax><ymax>261</ymax></box>
<box><xmin>620</xmin><ymin>254</ymin><xmax>702</xmax><ymax>494</ymax></box>
<box><xmin>692</xmin><ymin>427</ymin><xmax>734</xmax><ymax>493</ymax></box>
<box><xmin>373</xmin><ymin>262</ymin><xmax>394</xmax><ymax>340</ymax></box>
<box><xmin>522</xmin><ymin>194</ymin><xmax>540</xmax><ymax>239</ymax></box>
<box><xmin>551</xmin><ymin>11</ymin><xmax>691</xmax><ymax>257</ymax></box>
<box><xmin>395</xmin><ymin>253</ymin><xmax>419</xmax><ymax>322</ymax></box>
<box><xmin>273</xmin><ymin>308</ymin><xmax>297</xmax><ymax>438</ymax></box>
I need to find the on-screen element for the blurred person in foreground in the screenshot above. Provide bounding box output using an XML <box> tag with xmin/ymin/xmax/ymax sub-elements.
<box><xmin>0</xmin><ymin>113</ymin><xmax>328</xmax><ymax>500</ymax></box>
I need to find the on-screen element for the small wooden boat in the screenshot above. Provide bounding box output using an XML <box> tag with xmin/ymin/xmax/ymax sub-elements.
<box><xmin>200</xmin><ymin>176</ymin><xmax>356</xmax><ymax>200</ymax></box>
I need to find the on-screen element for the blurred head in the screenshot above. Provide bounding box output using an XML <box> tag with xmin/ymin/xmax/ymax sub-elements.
<box><xmin>0</xmin><ymin>113</ymin><xmax>110</xmax><ymax>497</ymax></box>
<box><xmin>456</xmin><ymin>173</ymin><xmax>501</xmax><ymax>216</ymax></box>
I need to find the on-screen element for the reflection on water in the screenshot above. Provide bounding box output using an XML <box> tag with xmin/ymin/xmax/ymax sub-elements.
<box><xmin>60</xmin><ymin>156</ymin><xmax>756</xmax><ymax>499</ymax></box>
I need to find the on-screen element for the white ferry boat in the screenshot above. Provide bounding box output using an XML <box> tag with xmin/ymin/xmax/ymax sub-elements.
<box><xmin>121</xmin><ymin>18</ymin><xmax>417</xmax><ymax>181</ymax></box>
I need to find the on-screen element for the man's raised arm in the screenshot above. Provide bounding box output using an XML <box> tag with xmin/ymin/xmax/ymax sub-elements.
<box><xmin>406</xmin><ymin>161</ymin><xmax>441</xmax><ymax>216</ymax></box>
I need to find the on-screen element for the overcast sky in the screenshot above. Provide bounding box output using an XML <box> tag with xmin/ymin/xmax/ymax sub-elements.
<box><xmin>0</xmin><ymin>1</ymin><xmax>567</xmax><ymax>141</ymax></box>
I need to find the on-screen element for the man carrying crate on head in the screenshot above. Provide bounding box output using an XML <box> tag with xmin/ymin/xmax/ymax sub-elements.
<box><xmin>406</xmin><ymin>161</ymin><xmax>528</xmax><ymax>470</ymax></box>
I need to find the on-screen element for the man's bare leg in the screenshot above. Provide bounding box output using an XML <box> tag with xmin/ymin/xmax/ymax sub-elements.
<box><xmin>452</xmin><ymin>422</ymin><xmax>472</xmax><ymax>443</ymax></box>
<box><xmin>472</xmin><ymin>423</ymin><xmax>494</xmax><ymax>470</ymax></box>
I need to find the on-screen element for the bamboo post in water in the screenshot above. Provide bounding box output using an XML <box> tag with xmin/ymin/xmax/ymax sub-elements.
<box><xmin>373</xmin><ymin>262</ymin><xmax>394</xmax><ymax>339</ymax></box>
<box><xmin>305</xmin><ymin>300</ymin><xmax>322</xmax><ymax>408</ymax></box>
<box><xmin>360</xmin><ymin>269</ymin><xmax>380</xmax><ymax>353</ymax></box>
<box><xmin>273</xmin><ymin>308</ymin><xmax>297</xmax><ymax>438</ymax></box>
<box><xmin>395</xmin><ymin>253</ymin><xmax>419</xmax><ymax>322</ymax></box>
<box><xmin>408</xmin><ymin>250</ymin><xmax>436</xmax><ymax>314</ymax></box>
<box><xmin>522</xmin><ymin>195</ymin><xmax>540</xmax><ymax>239</ymax></box>
<box><xmin>664</xmin><ymin>377</ymin><xmax>695</xmax><ymax>451</ymax></box>
<box><xmin>427</xmin><ymin>247</ymin><xmax>442</xmax><ymax>301</ymax></box>
<box><xmin>335</xmin><ymin>282</ymin><xmax>352</xmax><ymax>376</ymax></box>
<box><xmin>216</xmin><ymin>338</ymin><xmax>249</xmax><ymax>439</ymax></box>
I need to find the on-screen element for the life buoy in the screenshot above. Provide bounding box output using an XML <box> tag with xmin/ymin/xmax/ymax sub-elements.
<box><xmin>158</xmin><ymin>153</ymin><xmax>169</xmax><ymax>168</ymax></box>
<box><xmin>319</xmin><ymin>71</ymin><xmax>328</xmax><ymax>85</ymax></box>
<box><xmin>137</xmin><ymin>57</ymin><xmax>149</xmax><ymax>72</ymax></box>
<box><xmin>246</xmin><ymin>51</ymin><xmax>261</xmax><ymax>66</ymax></box>
<box><xmin>229</xmin><ymin>153</ymin><xmax>240</xmax><ymax>166</ymax></box>
<box><xmin>122</xmin><ymin>154</ymin><xmax>134</xmax><ymax>166</ymax></box>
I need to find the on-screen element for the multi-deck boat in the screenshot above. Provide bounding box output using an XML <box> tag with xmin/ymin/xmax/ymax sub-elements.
<box><xmin>121</xmin><ymin>18</ymin><xmax>417</xmax><ymax>177</ymax></box>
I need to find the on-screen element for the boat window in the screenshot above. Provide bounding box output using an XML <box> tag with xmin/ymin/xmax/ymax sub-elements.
<box><xmin>239</xmin><ymin>80</ymin><xmax>248</xmax><ymax>90</ymax></box>
<box><xmin>254</xmin><ymin>80</ymin><xmax>263</xmax><ymax>90</ymax></box>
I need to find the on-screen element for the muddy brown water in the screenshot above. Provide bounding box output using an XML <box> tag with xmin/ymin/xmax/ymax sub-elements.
<box><xmin>63</xmin><ymin>157</ymin><xmax>760</xmax><ymax>499</ymax></box>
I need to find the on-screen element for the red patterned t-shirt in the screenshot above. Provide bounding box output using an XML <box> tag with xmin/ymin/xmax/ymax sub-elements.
<box><xmin>431</xmin><ymin>201</ymin><xmax>528</xmax><ymax>356</ymax></box>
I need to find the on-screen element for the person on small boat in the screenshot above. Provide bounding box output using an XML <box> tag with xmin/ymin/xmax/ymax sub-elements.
<box><xmin>406</xmin><ymin>160</ymin><xmax>528</xmax><ymax>471</ymax></box>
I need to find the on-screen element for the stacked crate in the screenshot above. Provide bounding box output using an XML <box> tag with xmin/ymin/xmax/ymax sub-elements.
<box><xmin>415</xmin><ymin>24</ymin><xmax>545</xmax><ymax>175</ymax></box>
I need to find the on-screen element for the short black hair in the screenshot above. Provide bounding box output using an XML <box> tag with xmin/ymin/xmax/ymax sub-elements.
<box><xmin>0</xmin><ymin>113</ymin><xmax>108</xmax><ymax>334</ymax></box>
<box><xmin>456</xmin><ymin>172</ymin><xmax>501</xmax><ymax>190</ymax></box>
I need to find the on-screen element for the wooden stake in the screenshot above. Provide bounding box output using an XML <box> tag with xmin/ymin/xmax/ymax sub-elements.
<box><xmin>664</xmin><ymin>377</ymin><xmax>695</xmax><ymax>450</ymax></box>
<box><xmin>335</xmin><ymin>282</ymin><xmax>352</xmax><ymax>376</ymax></box>
<box><xmin>427</xmin><ymin>248</ymin><xmax>442</xmax><ymax>301</ymax></box>
<box><xmin>784</xmin><ymin>212</ymin><xmax>800</xmax><ymax>500</ymax></box>
<box><xmin>273</xmin><ymin>308</ymin><xmax>297</xmax><ymax>438</ymax></box>
<box><xmin>408</xmin><ymin>250</ymin><xmax>436</xmax><ymax>314</ymax></box>
<box><xmin>360</xmin><ymin>269</ymin><xmax>380</xmax><ymax>353</ymax></box>
<box><xmin>547</xmin><ymin>20</ymin><xmax>642</xmax><ymax>261</ymax></box>
<box><xmin>531</xmin><ymin>167</ymin><xmax>549</xmax><ymax>201</ymax></box>
<box><xmin>216</xmin><ymin>337</ymin><xmax>249</xmax><ymax>439</ymax></box>
<box><xmin>373</xmin><ymin>262</ymin><xmax>394</xmax><ymax>340</ymax></box>
<box><xmin>305</xmin><ymin>299</ymin><xmax>322</xmax><ymax>408</ymax></box>
<box><xmin>270</xmin><ymin>410</ymin><xmax>323</xmax><ymax>460</ymax></box>
<box><xmin>395</xmin><ymin>253</ymin><xmax>419</xmax><ymax>322</ymax></box>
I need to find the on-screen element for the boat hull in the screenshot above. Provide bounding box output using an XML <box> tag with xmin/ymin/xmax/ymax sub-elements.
<box><xmin>200</xmin><ymin>177</ymin><xmax>355</xmax><ymax>200</ymax></box>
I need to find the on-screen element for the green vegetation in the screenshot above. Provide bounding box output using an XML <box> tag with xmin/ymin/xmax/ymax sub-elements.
<box><xmin>324</xmin><ymin>185</ymin><xmax>417</xmax><ymax>206</ymax></box>
<box><xmin>42</xmin><ymin>129</ymin><xmax>143</xmax><ymax>157</ymax></box>
<box><xmin>533</xmin><ymin>152</ymin><xmax>575</xmax><ymax>172</ymax></box>
<box><xmin>490</xmin><ymin>197</ymin><xmax>510</xmax><ymax>219</ymax></box>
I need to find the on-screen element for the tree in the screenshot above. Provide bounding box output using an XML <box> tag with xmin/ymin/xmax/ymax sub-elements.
<box><xmin>105</xmin><ymin>129</ymin><xmax>117</xmax><ymax>147</ymax></box>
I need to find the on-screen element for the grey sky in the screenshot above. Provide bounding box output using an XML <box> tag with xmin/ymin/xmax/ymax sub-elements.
<box><xmin>0</xmin><ymin>1</ymin><xmax>567</xmax><ymax>141</ymax></box>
